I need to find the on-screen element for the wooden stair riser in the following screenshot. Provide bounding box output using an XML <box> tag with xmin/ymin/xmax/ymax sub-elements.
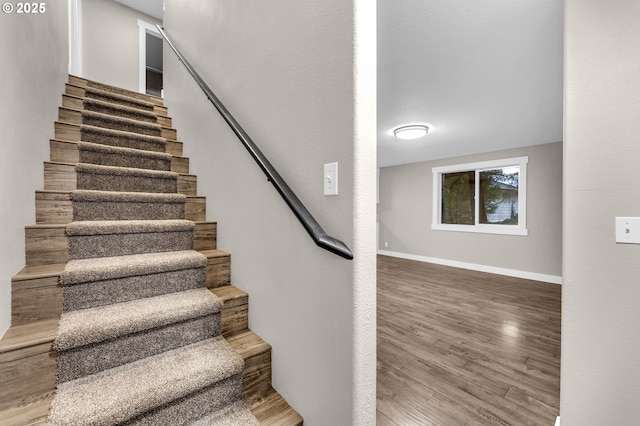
<box><xmin>12</xmin><ymin>252</ymin><xmax>232</xmax><ymax>325</ymax></box>
<box><xmin>65</xmin><ymin>84</ymin><xmax>169</xmax><ymax>117</ymax></box>
<box><xmin>35</xmin><ymin>191</ymin><xmax>205</xmax><ymax>224</ymax></box>
<box><xmin>54</xmin><ymin>122</ymin><xmax>184</xmax><ymax>157</ymax></box>
<box><xmin>243</xmin><ymin>350</ymin><xmax>273</xmax><ymax>404</ymax></box>
<box><xmin>205</xmin><ymin>251</ymin><xmax>231</xmax><ymax>288</ymax></box>
<box><xmin>227</xmin><ymin>332</ymin><xmax>274</xmax><ymax>405</ymax></box>
<box><xmin>68</xmin><ymin>75</ymin><xmax>164</xmax><ymax>107</ymax></box>
<box><xmin>61</xmin><ymin>95</ymin><xmax>172</xmax><ymax>128</ymax></box>
<box><xmin>25</xmin><ymin>222</ymin><xmax>217</xmax><ymax>266</ymax></box>
<box><xmin>43</xmin><ymin>162</ymin><xmax>197</xmax><ymax>196</ymax></box>
<box><xmin>11</xmin><ymin>272</ymin><xmax>61</xmax><ymax>325</ymax></box>
<box><xmin>0</xmin><ymin>342</ymin><xmax>56</xmax><ymax>412</ymax></box>
<box><xmin>58</xmin><ymin>107</ymin><xmax>177</xmax><ymax>140</ymax></box>
<box><xmin>211</xmin><ymin>286</ymin><xmax>248</xmax><ymax>336</ymax></box>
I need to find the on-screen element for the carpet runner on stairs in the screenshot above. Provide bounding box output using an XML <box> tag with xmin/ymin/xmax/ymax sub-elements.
<box><xmin>74</xmin><ymin>142</ymin><xmax>173</xmax><ymax>171</ymax></box>
<box><xmin>45</xmin><ymin>78</ymin><xmax>261</xmax><ymax>424</ymax></box>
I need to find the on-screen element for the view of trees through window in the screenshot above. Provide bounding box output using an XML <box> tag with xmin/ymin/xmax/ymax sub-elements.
<box><xmin>441</xmin><ymin>167</ymin><xmax>519</xmax><ymax>226</ymax></box>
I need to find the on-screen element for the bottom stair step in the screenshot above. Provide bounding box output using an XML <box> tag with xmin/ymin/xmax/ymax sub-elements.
<box><xmin>48</xmin><ymin>336</ymin><xmax>246</xmax><ymax>425</ymax></box>
<box><xmin>250</xmin><ymin>389</ymin><xmax>304</xmax><ymax>426</ymax></box>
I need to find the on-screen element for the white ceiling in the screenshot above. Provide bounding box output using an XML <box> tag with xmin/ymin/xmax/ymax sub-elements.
<box><xmin>113</xmin><ymin>0</ymin><xmax>564</xmax><ymax>168</ymax></box>
<box><xmin>114</xmin><ymin>0</ymin><xmax>163</xmax><ymax>20</ymax></box>
<box><xmin>378</xmin><ymin>0</ymin><xmax>564</xmax><ymax>167</ymax></box>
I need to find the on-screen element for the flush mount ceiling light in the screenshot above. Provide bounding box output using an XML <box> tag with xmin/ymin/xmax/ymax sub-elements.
<box><xmin>393</xmin><ymin>124</ymin><xmax>429</xmax><ymax>140</ymax></box>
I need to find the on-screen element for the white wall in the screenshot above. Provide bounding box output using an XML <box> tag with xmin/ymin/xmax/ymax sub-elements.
<box><xmin>0</xmin><ymin>3</ymin><xmax>69</xmax><ymax>336</ymax></box>
<box><xmin>562</xmin><ymin>1</ymin><xmax>640</xmax><ymax>424</ymax></box>
<box><xmin>81</xmin><ymin>0</ymin><xmax>160</xmax><ymax>92</ymax></box>
<box><xmin>378</xmin><ymin>142</ymin><xmax>563</xmax><ymax>282</ymax></box>
<box><xmin>162</xmin><ymin>1</ymin><xmax>376</xmax><ymax>425</ymax></box>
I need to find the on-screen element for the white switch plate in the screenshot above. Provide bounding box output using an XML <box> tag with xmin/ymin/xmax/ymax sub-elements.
<box><xmin>324</xmin><ymin>162</ymin><xmax>338</xmax><ymax>196</ymax></box>
<box><xmin>615</xmin><ymin>217</ymin><xmax>640</xmax><ymax>244</ymax></box>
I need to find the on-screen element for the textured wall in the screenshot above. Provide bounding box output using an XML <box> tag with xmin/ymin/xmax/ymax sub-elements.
<box><xmin>163</xmin><ymin>1</ymin><xmax>376</xmax><ymax>424</ymax></box>
<box><xmin>82</xmin><ymin>0</ymin><xmax>160</xmax><ymax>92</ymax></box>
<box><xmin>0</xmin><ymin>3</ymin><xmax>69</xmax><ymax>336</ymax></box>
<box><xmin>378</xmin><ymin>142</ymin><xmax>563</xmax><ymax>280</ymax></box>
<box><xmin>562</xmin><ymin>1</ymin><xmax>640</xmax><ymax>424</ymax></box>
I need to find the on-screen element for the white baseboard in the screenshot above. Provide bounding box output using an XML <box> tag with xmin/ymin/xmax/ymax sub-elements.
<box><xmin>555</xmin><ymin>416</ymin><xmax>560</xmax><ymax>426</ymax></box>
<box><xmin>377</xmin><ymin>250</ymin><xmax>562</xmax><ymax>285</ymax></box>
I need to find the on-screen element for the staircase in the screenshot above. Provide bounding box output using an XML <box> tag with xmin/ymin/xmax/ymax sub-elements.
<box><xmin>0</xmin><ymin>76</ymin><xmax>303</xmax><ymax>425</ymax></box>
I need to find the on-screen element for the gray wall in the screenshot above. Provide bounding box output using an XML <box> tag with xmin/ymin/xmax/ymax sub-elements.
<box><xmin>562</xmin><ymin>1</ymin><xmax>640</xmax><ymax>424</ymax></box>
<box><xmin>82</xmin><ymin>0</ymin><xmax>160</xmax><ymax>92</ymax></box>
<box><xmin>378</xmin><ymin>142</ymin><xmax>562</xmax><ymax>280</ymax></box>
<box><xmin>0</xmin><ymin>3</ymin><xmax>69</xmax><ymax>336</ymax></box>
<box><xmin>163</xmin><ymin>1</ymin><xmax>377</xmax><ymax>424</ymax></box>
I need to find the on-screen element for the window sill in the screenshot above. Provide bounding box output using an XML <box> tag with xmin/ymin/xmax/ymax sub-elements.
<box><xmin>431</xmin><ymin>224</ymin><xmax>528</xmax><ymax>236</ymax></box>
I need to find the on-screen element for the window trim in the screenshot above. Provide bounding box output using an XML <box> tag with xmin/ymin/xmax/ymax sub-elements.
<box><xmin>432</xmin><ymin>156</ymin><xmax>528</xmax><ymax>236</ymax></box>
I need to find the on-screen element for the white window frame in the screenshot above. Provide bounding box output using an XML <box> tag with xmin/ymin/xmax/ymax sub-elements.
<box><xmin>432</xmin><ymin>156</ymin><xmax>528</xmax><ymax>236</ymax></box>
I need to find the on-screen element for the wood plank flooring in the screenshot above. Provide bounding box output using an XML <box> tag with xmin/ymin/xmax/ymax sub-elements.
<box><xmin>377</xmin><ymin>255</ymin><xmax>561</xmax><ymax>426</ymax></box>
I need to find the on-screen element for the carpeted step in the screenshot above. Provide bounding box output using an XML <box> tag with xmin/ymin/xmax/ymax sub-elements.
<box><xmin>76</xmin><ymin>85</ymin><xmax>156</xmax><ymax>113</ymax></box>
<box><xmin>54</xmin><ymin>288</ymin><xmax>222</xmax><ymax>382</ymax></box>
<box><xmin>48</xmin><ymin>336</ymin><xmax>248</xmax><ymax>425</ymax></box>
<box><xmin>76</xmin><ymin>163</ymin><xmax>178</xmax><ymax>193</ymax></box>
<box><xmin>82</xmin><ymin>77</ymin><xmax>157</xmax><ymax>103</ymax></box>
<box><xmin>78</xmin><ymin>124</ymin><xmax>167</xmax><ymax>152</ymax></box>
<box><xmin>60</xmin><ymin>250</ymin><xmax>207</xmax><ymax>311</ymax></box>
<box><xmin>67</xmin><ymin>219</ymin><xmax>194</xmax><ymax>260</ymax></box>
<box><xmin>75</xmin><ymin>141</ymin><xmax>172</xmax><ymax>171</ymax></box>
<box><xmin>81</xmin><ymin>98</ymin><xmax>159</xmax><ymax>123</ymax></box>
<box><xmin>71</xmin><ymin>190</ymin><xmax>185</xmax><ymax>221</ymax></box>
<box><xmin>60</xmin><ymin>107</ymin><xmax>163</xmax><ymax>137</ymax></box>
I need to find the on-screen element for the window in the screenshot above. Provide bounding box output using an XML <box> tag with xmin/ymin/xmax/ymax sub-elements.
<box><xmin>432</xmin><ymin>156</ymin><xmax>528</xmax><ymax>236</ymax></box>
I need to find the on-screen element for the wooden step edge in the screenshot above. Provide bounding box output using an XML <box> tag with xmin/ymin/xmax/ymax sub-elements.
<box><xmin>54</xmin><ymin>122</ymin><xmax>184</xmax><ymax>158</ymax></box>
<box><xmin>49</xmin><ymin>139</ymin><xmax>189</xmax><ymax>169</ymax></box>
<box><xmin>68</xmin><ymin>75</ymin><xmax>164</xmax><ymax>107</ymax></box>
<box><xmin>58</xmin><ymin>106</ymin><xmax>176</xmax><ymax>137</ymax></box>
<box><xmin>226</xmin><ymin>329</ymin><xmax>271</xmax><ymax>360</ymax></box>
<box><xmin>211</xmin><ymin>283</ymin><xmax>245</xmax><ymax>302</ymax></box>
<box><xmin>0</xmin><ymin>319</ymin><xmax>57</xmax><ymax>354</ymax></box>
<box><xmin>200</xmin><ymin>248</ymin><xmax>229</xmax><ymax>259</ymax></box>
<box><xmin>249</xmin><ymin>388</ymin><xmax>304</xmax><ymax>426</ymax></box>
<box><xmin>0</xmin><ymin>393</ymin><xmax>52</xmax><ymax>426</ymax></box>
<box><xmin>12</xmin><ymin>263</ymin><xmax>65</xmax><ymax>283</ymax></box>
<box><xmin>44</xmin><ymin>160</ymin><xmax>195</xmax><ymax>178</ymax></box>
<box><xmin>65</xmin><ymin>83</ymin><xmax>169</xmax><ymax>117</ymax></box>
<box><xmin>61</xmin><ymin>94</ymin><xmax>171</xmax><ymax>128</ymax></box>
<box><xmin>36</xmin><ymin>189</ymin><xmax>203</xmax><ymax>201</ymax></box>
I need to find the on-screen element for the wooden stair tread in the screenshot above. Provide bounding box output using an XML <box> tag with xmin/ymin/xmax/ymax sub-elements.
<box><xmin>226</xmin><ymin>329</ymin><xmax>271</xmax><ymax>359</ymax></box>
<box><xmin>0</xmin><ymin>393</ymin><xmax>52</xmax><ymax>426</ymax></box>
<box><xmin>250</xmin><ymin>388</ymin><xmax>303</xmax><ymax>426</ymax></box>
<box><xmin>12</xmin><ymin>264</ymin><xmax>65</xmax><ymax>282</ymax></box>
<box><xmin>200</xmin><ymin>248</ymin><xmax>230</xmax><ymax>259</ymax></box>
<box><xmin>211</xmin><ymin>284</ymin><xmax>246</xmax><ymax>301</ymax></box>
<box><xmin>0</xmin><ymin>320</ymin><xmax>57</xmax><ymax>354</ymax></box>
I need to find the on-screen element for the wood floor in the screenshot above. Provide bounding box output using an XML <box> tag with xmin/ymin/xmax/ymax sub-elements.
<box><xmin>377</xmin><ymin>255</ymin><xmax>561</xmax><ymax>426</ymax></box>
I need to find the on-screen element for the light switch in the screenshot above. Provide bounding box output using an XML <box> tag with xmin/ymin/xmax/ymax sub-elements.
<box><xmin>324</xmin><ymin>162</ymin><xmax>338</xmax><ymax>196</ymax></box>
<box><xmin>615</xmin><ymin>217</ymin><xmax>640</xmax><ymax>244</ymax></box>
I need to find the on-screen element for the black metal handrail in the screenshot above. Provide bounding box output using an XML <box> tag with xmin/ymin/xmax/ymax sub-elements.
<box><xmin>157</xmin><ymin>26</ymin><xmax>353</xmax><ymax>260</ymax></box>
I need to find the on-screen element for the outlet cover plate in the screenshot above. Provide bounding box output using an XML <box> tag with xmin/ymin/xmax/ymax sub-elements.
<box><xmin>324</xmin><ymin>162</ymin><xmax>338</xmax><ymax>196</ymax></box>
